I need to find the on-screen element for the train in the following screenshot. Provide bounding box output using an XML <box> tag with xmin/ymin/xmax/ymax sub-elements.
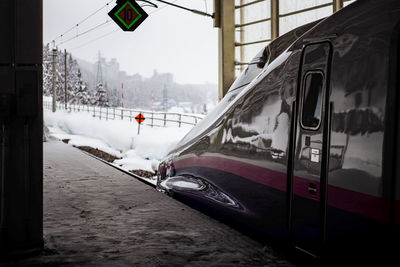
<box><xmin>157</xmin><ymin>0</ymin><xmax>400</xmax><ymax>260</ymax></box>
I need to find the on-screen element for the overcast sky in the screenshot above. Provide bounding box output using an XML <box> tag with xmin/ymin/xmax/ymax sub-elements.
<box><xmin>44</xmin><ymin>0</ymin><xmax>218</xmax><ymax>84</ymax></box>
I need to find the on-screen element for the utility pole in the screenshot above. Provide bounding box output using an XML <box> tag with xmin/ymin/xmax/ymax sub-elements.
<box><xmin>96</xmin><ymin>51</ymin><xmax>103</xmax><ymax>86</ymax></box>
<box><xmin>64</xmin><ymin>49</ymin><xmax>68</xmax><ymax>109</ymax></box>
<box><xmin>52</xmin><ymin>48</ymin><xmax>57</xmax><ymax>112</ymax></box>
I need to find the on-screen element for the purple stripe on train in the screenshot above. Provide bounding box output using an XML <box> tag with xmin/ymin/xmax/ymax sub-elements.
<box><xmin>174</xmin><ymin>156</ymin><xmax>393</xmax><ymax>223</ymax></box>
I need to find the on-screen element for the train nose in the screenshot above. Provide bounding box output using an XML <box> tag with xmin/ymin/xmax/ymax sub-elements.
<box><xmin>157</xmin><ymin>163</ymin><xmax>167</xmax><ymax>181</ymax></box>
<box><xmin>166</xmin><ymin>163</ymin><xmax>175</xmax><ymax>177</ymax></box>
<box><xmin>157</xmin><ymin>161</ymin><xmax>175</xmax><ymax>181</ymax></box>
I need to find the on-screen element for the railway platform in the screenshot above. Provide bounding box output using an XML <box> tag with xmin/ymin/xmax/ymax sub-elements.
<box><xmin>2</xmin><ymin>141</ymin><xmax>295</xmax><ymax>266</ymax></box>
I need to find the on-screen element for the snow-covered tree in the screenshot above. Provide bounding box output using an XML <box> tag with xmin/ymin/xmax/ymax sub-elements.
<box><xmin>94</xmin><ymin>82</ymin><xmax>109</xmax><ymax>107</ymax></box>
<box><xmin>69</xmin><ymin>69</ymin><xmax>90</xmax><ymax>105</ymax></box>
<box><xmin>42</xmin><ymin>44</ymin><xmax>53</xmax><ymax>96</ymax></box>
<box><xmin>43</xmin><ymin>44</ymin><xmax>97</xmax><ymax>105</ymax></box>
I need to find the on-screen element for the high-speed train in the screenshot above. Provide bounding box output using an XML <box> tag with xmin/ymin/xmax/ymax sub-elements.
<box><xmin>157</xmin><ymin>0</ymin><xmax>400</xmax><ymax>259</ymax></box>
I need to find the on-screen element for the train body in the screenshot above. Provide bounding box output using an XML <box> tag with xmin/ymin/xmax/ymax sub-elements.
<box><xmin>157</xmin><ymin>0</ymin><xmax>400</xmax><ymax>259</ymax></box>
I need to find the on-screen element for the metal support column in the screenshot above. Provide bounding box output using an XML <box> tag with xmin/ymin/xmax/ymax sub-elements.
<box><xmin>333</xmin><ymin>0</ymin><xmax>343</xmax><ymax>13</ymax></box>
<box><xmin>239</xmin><ymin>0</ymin><xmax>245</xmax><ymax>72</ymax></box>
<box><xmin>0</xmin><ymin>0</ymin><xmax>43</xmax><ymax>258</ymax></box>
<box><xmin>271</xmin><ymin>0</ymin><xmax>279</xmax><ymax>40</ymax></box>
<box><xmin>214</xmin><ymin>0</ymin><xmax>235</xmax><ymax>100</ymax></box>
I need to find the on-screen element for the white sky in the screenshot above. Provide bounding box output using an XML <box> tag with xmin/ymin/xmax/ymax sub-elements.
<box><xmin>44</xmin><ymin>0</ymin><xmax>218</xmax><ymax>84</ymax></box>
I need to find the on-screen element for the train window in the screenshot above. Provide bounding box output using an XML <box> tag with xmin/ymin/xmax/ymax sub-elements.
<box><xmin>301</xmin><ymin>71</ymin><xmax>324</xmax><ymax>130</ymax></box>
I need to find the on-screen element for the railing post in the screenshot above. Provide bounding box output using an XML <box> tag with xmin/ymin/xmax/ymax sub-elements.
<box><xmin>113</xmin><ymin>108</ymin><xmax>115</xmax><ymax>119</ymax></box>
<box><xmin>130</xmin><ymin>110</ymin><xmax>132</xmax><ymax>122</ymax></box>
<box><xmin>121</xmin><ymin>109</ymin><xmax>123</xmax><ymax>120</ymax></box>
<box><xmin>179</xmin><ymin>114</ymin><xmax>181</xmax><ymax>128</ymax></box>
<box><xmin>151</xmin><ymin>112</ymin><xmax>154</xmax><ymax>128</ymax></box>
<box><xmin>195</xmin><ymin>117</ymin><xmax>198</xmax><ymax>124</ymax></box>
<box><xmin>93</xmin><ymin>106</ymin><xmax>95</xmax><ymax>117</ymax></box>
<box><xmin>164</xmin><ymin>113</ymin><xmax>167</xmax><ymax>127</ymax></box>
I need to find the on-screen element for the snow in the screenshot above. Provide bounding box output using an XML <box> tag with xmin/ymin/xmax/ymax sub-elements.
<box><xmin>44</xmin><ymin>109</ymin><xmax>193</xmax><ymax>177</ymax></box>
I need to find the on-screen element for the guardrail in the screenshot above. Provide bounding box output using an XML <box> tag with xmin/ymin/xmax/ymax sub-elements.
<box><xmin>43</xmin><ymin>100</ymin><xmax>205</xmax><ymax>128</ymax></box>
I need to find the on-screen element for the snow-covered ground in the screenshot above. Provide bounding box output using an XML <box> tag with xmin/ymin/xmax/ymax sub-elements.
<box><xmin>44</xmin><ymin>109</ymin><xmax>193</xmax><ymax>184</ymax></box>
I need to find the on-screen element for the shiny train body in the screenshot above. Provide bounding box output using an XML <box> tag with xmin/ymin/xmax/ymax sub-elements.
<box><xmin>157</xmin><ymin>0</ymin><xmax>400</xmax><ymax>258</ymax></box>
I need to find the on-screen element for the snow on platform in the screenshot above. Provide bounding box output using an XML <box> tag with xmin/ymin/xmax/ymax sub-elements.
<box><xmin>3</xmin><ymin>141</ymin><xmax>295</xmax><ymax>266</ymax></box>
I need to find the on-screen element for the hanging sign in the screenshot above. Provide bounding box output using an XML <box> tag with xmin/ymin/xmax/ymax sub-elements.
<box><xmin>108</xmin><ymin>0</ymin><xmax>148</xmax><ymax>32</ymax></box>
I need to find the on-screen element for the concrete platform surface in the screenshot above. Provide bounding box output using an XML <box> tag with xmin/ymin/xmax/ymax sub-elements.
<box><xmin>2</xmin><ymin>141</ymin><xmax>295</xmax><ymax>266</ymax></box>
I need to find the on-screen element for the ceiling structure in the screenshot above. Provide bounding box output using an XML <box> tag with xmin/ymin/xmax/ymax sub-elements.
<box><xmin>215</xmin><ymin>0</ymin><xmax>356</xmax><ymax>99</ymax></box>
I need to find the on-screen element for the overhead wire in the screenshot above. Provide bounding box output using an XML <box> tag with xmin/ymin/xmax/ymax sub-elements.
<box><xmin>52</xmin><ymin>0</ymin><xmax>115</xmax><ymax>43</ymax></box>
<box><xmin>54</xmin><ymin>0</ymin><xmax>210</xmax><ymax>49</ymax></box>
<box><xmin>58</xmin><ymin>20</ymin><xmax>112</xmax><ymax>46</ymax></box>
<box><xmin>65</xmin><ymin>0</ymin><xmax>180</xmax><ymax>51</ymax></box>
<box><xmin>62</xmin><ymin>0</ymin><xmax>194</xmax><ymax>52</ymax></box>
<box><xmin>69</xmin><ymin>28</ymin><xmax>120</xmax><ymax>51</ymax></box>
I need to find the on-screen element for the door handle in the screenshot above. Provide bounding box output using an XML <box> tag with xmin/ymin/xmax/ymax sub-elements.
<box><xmin>308</xmin><ymin>183</ymin><xmax>317</xmax><ymax>195</ymax></box>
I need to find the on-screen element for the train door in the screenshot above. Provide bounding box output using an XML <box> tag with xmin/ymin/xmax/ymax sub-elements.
<box><xmin>289</xmin><ymin>42</ymin><xmax>332</xmax><ymax>256</ymax></box>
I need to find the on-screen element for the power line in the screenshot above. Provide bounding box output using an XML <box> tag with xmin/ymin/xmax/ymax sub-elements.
<box><xmin>54</xmin><ymin>0</ymin><xmax>166</xmax><ymax>47</ymax></box>
<box><xmin>60</xmin><ymin>0</ymin><xmax>181</xmax><ymax>51</ymax></box>
<box><xmin>69</xmin><ymin>28</ymin><xmax>119</xmax><ymax>51</ymax></box>
<box><xmin>66</xmin><ymin>1</ymin><xmax>179</xmax><ymax>51</ymax></box>
<box><xmin>58</xmin><ymin>20</ymin><xmax>112</xmax><ymax>46</ymax></box>
<box><xmin>52</xmin><ymin>0</ymin><xmax>114</xmax><ymax>43</ymax></box>
<box><xmin>52</xmin><ymin>0</ymin><xmax>210</xmax><ymax>47</ymax></box>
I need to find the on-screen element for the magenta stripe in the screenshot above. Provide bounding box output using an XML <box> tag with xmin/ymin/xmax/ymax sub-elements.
<box><xmin>173</xmin><ymin>155</ymin><xmax>392</xmax><ymax>223</ymax></box>
<box><xmin>327</xmin><ymin>185</ymin><xmax>390</xmax><ymax>222</ymax></box>
<box><xmin>174</xmin><ymin>156</ymin><xmax>287</xmax><ymax>191</ymax></box>
<box><xmin>293</xmin><ymin>176</ymin><xmax>321</xmax><ymax>202</ymax></box>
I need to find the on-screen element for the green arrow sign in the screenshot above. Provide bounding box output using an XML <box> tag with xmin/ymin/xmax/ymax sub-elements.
<box><xmin>108</xmin><ymin>0</ymin><xmax>148</xmax><ymax>32</ymax></box>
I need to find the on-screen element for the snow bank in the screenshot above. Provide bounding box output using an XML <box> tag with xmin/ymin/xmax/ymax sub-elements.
<box><xmin>44</xmin><ymin>110</ymin><xmax>192</xmax><ymax>172</ymax></box>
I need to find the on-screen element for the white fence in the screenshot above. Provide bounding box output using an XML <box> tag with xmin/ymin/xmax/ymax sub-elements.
<box><xmin>43</xmin><ymin>101</ymin><xmax>205</xmax><ymax>128</ymax></box>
